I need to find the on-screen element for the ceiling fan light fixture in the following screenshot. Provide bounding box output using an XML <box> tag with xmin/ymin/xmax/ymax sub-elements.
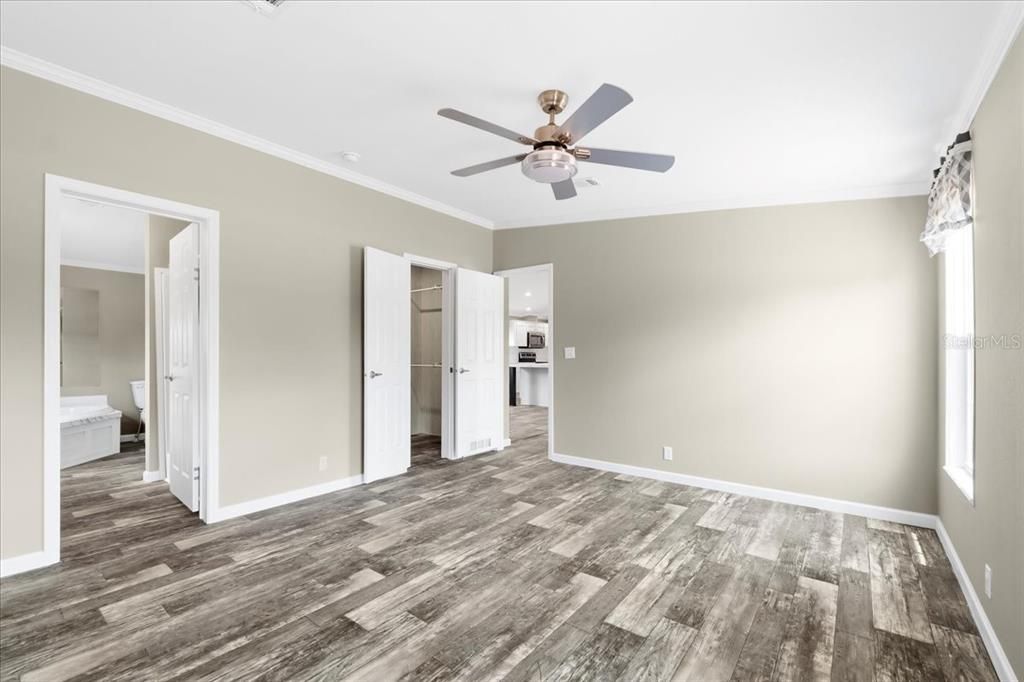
<box><xmin>521</xmin><ymin>148</ymin><xmax>578</xmax><ymax>184</ymax></box>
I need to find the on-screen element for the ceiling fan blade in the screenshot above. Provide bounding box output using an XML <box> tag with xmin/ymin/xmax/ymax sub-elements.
<box><xmin>438</xmin><ymin>108</ymin><xmax>537</xmax><ymax>146</ymax></box>
<box><xmin>578</xmin><ymin>147</ymin><xmax>675</xmax><ymax>173</ymax></box>
<box><xmin>451</xmin><ymin>155</ymin><xmax>527</xmax><ymax>177</ymax></box>
<box><xmin>558</xmin><ymin>83</ymin><xmax>633</xmax><ymax>145</ymax></box>
<box><xmin>552</xmin><ymin>179</ymin><xmax>577</xmax><ymax>200</ymax></box>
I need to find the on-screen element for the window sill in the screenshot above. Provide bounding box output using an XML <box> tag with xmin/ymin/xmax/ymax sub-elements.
<box><xmin>944</xmin><ymin>465</ymin><xmax>975</xmax><ymax>505</ymax></box>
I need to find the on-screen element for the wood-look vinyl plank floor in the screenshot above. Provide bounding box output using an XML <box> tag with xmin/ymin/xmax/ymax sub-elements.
<box><xmin>0</xmin><ymin>408</ymin><xmax>996</xmax><ymax>681</ymax></box>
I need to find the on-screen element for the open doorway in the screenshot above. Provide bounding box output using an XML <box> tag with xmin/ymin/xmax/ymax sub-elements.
<box><xmin>43</xmin><ymin>175</ymin><xmax>220</xmax><ymax>567</ymax></box>
<box><xmin>410</xmin><ymin>265</ymin><xmax>446</xmax><ymax>468</ymax></box>
<box><xmin>496</xmin><ymin>264</ymin><xmax>554</xmax><ymax>459</ymax></box>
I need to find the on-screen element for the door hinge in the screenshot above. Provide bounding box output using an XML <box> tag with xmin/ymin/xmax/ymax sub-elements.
<box><xmin>193</xmin><ymin>266</ymin><xmax>200</xmax><ymax>282</ymax></box>
<box><xmin>193</xmin><ymin>466</ymin><xmax>200</xmax><ymax>481</ymax></box>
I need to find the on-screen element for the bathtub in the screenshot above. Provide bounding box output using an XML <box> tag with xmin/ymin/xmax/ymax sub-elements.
<box><xmin>61</xmin><ymin>395</ymin><xmax>122</xmax><ymax>469</ymax></box>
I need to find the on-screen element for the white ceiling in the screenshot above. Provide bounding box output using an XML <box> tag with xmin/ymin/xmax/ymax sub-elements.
<box><xmin>60</xmin><ymin>198</ymin><xmax>147</xmax><ymax>274</ymax></box>
<box><xmin>506</xmin><ymin>270</ymin><xmax>550</xmax><ymax>319</ymax></box>
<box><xmin>2</xmin><ymin>1</ymin><xmax>1020</xmax><ymax>229</ymax></box>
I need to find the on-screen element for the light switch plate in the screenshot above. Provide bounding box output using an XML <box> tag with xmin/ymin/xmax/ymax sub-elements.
<box><xmin>663</xmin><ymin>446</ymin><xmax>673</xmax><ymax>461</ymax></box>
<box><xmin>564</xmin><ymin>346</ymin><xmax>576</xmax><ymax>359</ymax></box>
<box><xmin>319</xmin><ymin>456</ymin><xmax>328</xmax><ymax>472</ymax></box>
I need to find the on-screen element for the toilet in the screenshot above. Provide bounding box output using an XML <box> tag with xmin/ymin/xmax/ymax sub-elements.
<box><xmin>129</xmin><ymin>380</ymin><xmax>145</xmax><ymax>440</ymax></box>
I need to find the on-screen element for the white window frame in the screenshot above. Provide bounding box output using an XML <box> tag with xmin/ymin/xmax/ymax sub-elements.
<box><xmin>942</xmin><ymin>224</ymin><xmax>975</xmax><ymax>503</ymax></box>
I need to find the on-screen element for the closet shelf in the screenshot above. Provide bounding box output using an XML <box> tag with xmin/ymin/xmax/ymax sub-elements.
<box><xmin>411</xmin><ymin>285</ymin><xmax>443</xmax><ymax>294</ymax></box>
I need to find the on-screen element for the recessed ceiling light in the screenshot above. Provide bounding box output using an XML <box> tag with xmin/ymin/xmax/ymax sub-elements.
<box><xmin>525</xmin><ymin>307</ymin><xmax>532</xmax><ymax>312</ymax></box>
<box><xmin>524</xmin><ymin>291</ymin><xmax>532</xmax><ymax>297</ymax></box>
<box><xmin>340</xmin><ymin>151</ymin><xmax>361</xmax><ymax>163</ymax></box>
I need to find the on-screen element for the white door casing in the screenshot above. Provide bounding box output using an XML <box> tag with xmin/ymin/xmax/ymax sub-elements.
<box><xmin>363</xmin><ymin>247</ymin><xmax>411</xmax><ymax>482</ymax></box>
<box><xmin>167</xmin><ymin>224</ymin><xmax>201</xmax><ymax>511</ymax></box>
<box><xmin>455</xmin><ymin>268</ymin><xmax>504</xmax><ymax>457</ymax></box>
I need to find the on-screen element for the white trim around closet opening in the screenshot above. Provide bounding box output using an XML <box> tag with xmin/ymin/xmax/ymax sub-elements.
<box><xmin>32</xmin><ymin>174</ymin><xmax>221</xmax><ymax>577</ymax></box>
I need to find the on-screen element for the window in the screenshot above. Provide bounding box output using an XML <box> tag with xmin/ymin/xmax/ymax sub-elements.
<box><xmin>943</xmin><ymin>224</ymin><xmax>975</xmax><ymax>502</ymax></box>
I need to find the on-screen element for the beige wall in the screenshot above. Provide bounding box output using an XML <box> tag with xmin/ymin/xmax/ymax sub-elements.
<box><xmin>59</xmin><ymin>265</ymin><xmax>145</xmax><ymax>434</ymax></box>
<box><xmin>0</xmin><ymin>66</ymin><xmax>492</xmax><ymax>559</ymax></box>
<box><xmin>495</xmin><ymin>196</ymin><xmax>938</xmax><ymax>513</ymax></box>
<box><xmin>144</xmin><ymin>216</ymin><xmax>190</xmax><ymax>472</ymax></box>
<box><xmin>411</xmin><ymin>266</ymin><xmax>443</xmax><ymax>435</ymax></box>
<box><xmin>937</xmin><ymin>33</ymin><xmax>1023</xmax><ymax>678</ymax></box>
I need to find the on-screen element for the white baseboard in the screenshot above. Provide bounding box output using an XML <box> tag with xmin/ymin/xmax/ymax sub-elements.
<box><xmin>550</xmin><ymin>452</ymin><xmax>937</xmax><ymax>529</ymax></box>
<box><xmin>209</xmin><ymin>474</ymin><xmax>364</xmax><ymax>523</ymax></box>
<box><xmin>0</xmin><ymin>550</ymin><xmax>58</xmax><ymax>578</ymax></box>
<box><xmin>936</xmin><ymin>520</ymin><xmax>1018</xmax><ymax>682</ymax></box>
<box><xmin>120</xmin><ymin>434</ymin><xmax>144</xmax><ymax>443</ymax></box>
<box><xmin>141</xmin><ymin>469</ymin><xmax>164</xmax><ymax>483</ymax></box>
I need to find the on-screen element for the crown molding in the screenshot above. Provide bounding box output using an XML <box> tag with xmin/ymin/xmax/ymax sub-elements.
<box><xmin>949</xmin><ymin>1</ymin><xmax>1024</xmax><ymax>141</ymax></box>
<box><xmin>493</xmin><ymin>181</ymin><xmax>930</xmax><ymax>230</ymax></box>
<box><xmin>0</xmin><ymin>46</ymin><xmax>495</xmax><ymax>230</ymax></box>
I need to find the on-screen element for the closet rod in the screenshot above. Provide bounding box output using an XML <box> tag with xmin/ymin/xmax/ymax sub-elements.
<box><xmin>411</xmin><ymin>285</ymin><xmax>443</xmax><ymax>294</ymax></box>
<box><xmin>411</xmin><ymin>363</ymin><xmax>443</xmax><ymax>368</ymax></box>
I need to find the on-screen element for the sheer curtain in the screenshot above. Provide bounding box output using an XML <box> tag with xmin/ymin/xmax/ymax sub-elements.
<box><xmin>920</xmin><ymin>131</ymin><xmax>973</xmax><ymax>256</ymax></box>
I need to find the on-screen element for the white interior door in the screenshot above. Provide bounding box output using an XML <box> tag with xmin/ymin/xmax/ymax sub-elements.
<box><xmin>167</xmin><ymin>224</ymin><xmax>200</xmax><ymax>511</ymax></box>
<box><xmin>455</xmin><ymin>268</ymin><xmax>504</xmax><ymax>457</ymax></box>
<box><xmin>364</xmin><ymin>247</ymin><xmax>411</xmax><ymax>482</ymax></box>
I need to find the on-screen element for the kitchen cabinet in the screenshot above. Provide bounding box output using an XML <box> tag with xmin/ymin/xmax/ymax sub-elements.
<box><xmin>510</xmin><ymin>363</ymin><xmax>550</xmax><ymax>407</ymax></box>
<box><xmin>510</xmin><ymin>320</ymin><xmax>548</xmax><ymax>348</ymax></box>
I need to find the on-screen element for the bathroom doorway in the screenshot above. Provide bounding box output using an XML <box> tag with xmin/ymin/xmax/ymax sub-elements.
<box><xmin>43</xmin><ymin>175</ymin><xmax>221</xmax><ymax>569</ymax></box>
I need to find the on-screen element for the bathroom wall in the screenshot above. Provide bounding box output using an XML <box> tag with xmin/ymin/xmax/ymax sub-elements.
<box><xmin>59</xmin><ymin>265</ymin><xmax>145</xmax><ymax>434</ymax></box>
<box><xmin>411</xmin><ymin>266</ymin><xmax>443</xmax><ymax>436</ymax></box>
<box><xmin>144</xmin><ymin>216</ymin><xmax>190</xmax><ymax>473</ymax></box>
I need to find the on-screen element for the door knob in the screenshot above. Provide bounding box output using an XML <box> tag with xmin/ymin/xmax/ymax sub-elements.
<box><xmin>165</xmin><ymin>375</ymin><xmax>174</xmax><ymax>382</ymax></box>
<box><xmin>369</xmin><ymin>371</ymin><xmax>383</xmax><ymax>378</ymax></box>
<box><xmin>458</xmin><ymin>368</ymin><xmax>470</xmax><ymax>374</ymax></box>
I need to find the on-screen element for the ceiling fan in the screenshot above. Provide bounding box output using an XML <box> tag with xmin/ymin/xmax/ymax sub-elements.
<box><xmin>438</xmin><ymin>84</ymin><xmax>674</xmax><ymax>200</ymax></box>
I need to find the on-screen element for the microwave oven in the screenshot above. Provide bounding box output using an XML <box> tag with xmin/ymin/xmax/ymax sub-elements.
<box><xmin>525</xmin><ymin>331</ymin><xmax>545</xmax><ymax>348</ymax></box>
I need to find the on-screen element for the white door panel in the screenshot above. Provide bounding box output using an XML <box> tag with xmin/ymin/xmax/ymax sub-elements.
<box><xmin>363</xmin><ymin>247</ymin><xmax>411</xmax><ymax>482</ymax></box>
<box><xmin>168</xmin><ymin>224</ymin><xmax>200</xmax><ymax>511</ymax></box>
<box><xmin>455</xmin><ymin>268</ymin><xmax>503</xmax><ymax>457</ymax></box>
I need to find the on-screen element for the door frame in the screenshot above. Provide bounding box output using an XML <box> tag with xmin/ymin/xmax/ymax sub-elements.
<box><xmin>153</xmin><ymin>266</ymin><xmax>170</xmax><ymax>481</ymax></box>
<box><xmin>44</xmin><ymin>174</ymin><xmax>221</xmax><ymax>567</ymax></box>
<box><xmin>403</xmin><ymin>252</ymin><xmax>456</xmax><ymax>460</ymax></box>
<box><xmin>494</xmin><ymin>263</ymin><xmax>555</xmax><ymax>461</ymax></box>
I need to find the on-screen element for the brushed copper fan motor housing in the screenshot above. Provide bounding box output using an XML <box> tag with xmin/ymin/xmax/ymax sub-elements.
<box><xmin>533</xmin><ymin>124</ymin><xmax>565</xmax><ymax>144</ymax></box>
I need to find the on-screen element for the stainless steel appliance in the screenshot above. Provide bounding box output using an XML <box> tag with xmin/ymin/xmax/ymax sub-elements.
<box><xmin>525</xmin><ymin>331</ymin><xmax>545</xmax><ymax>348</ymax></box>
<box><xmin>518</xmin><ymin>350</ymin><xmax>537</xmax><ymax>363</ymax></box>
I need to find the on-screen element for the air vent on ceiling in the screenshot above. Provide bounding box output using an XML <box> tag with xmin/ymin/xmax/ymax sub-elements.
<box><xmin>242</xmin><ymin>0</ymin><xmax>286</xmax><ymax>16</ymax></box>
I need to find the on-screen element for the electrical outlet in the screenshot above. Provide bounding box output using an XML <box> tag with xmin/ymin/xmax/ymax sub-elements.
<box><xmin>985</xmin><ymin>564</ymin><xmax>992</xmax><ymax>598</ymax></box>
<box><xmin>564</xmin><ymin>346</ymin><xmax>576</xmax><ymax>359</ymax></box>
<box><xmin>662</xmin><ymin>446</ymin><xmax>673</xmax><ymax>461</ymax></box>
<box><xmin>318</xmin><ymin>456</ymin><xmax>328</xmax><ymax>472</ymax></box>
